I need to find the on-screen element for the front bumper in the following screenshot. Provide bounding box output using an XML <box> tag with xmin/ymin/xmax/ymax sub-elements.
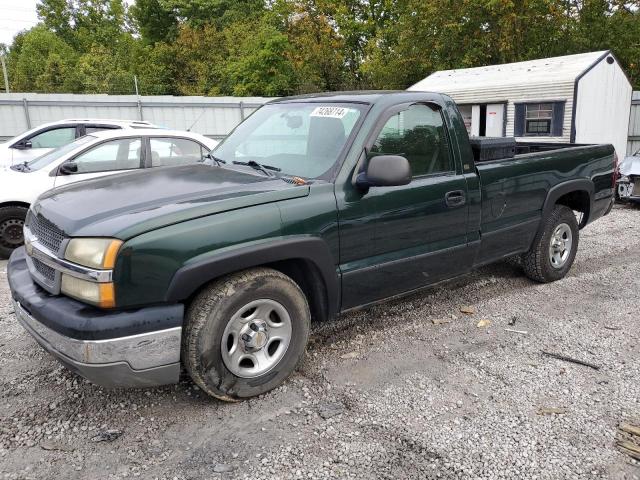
<box><xmin>617</xmin><ymin>179</ymin><xmax>640</xmax><ymax>202</ymax></box>
<box><xmin>8</xmin><ymin>247</ymin><xmax>183</xmax><ymax>388</ymax></box>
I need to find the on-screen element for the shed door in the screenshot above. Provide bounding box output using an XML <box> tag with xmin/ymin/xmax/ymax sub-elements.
<box><xmin>485</xmin><ymin>104</ymin><xmax>505</xmax><ymax>137</ymax></box>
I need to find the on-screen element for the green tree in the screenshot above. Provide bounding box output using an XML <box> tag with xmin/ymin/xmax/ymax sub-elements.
<box><xmin>223</xmin><ymin>20</ymin><xmax>299</xmax><ymax>96</ymax></box>
<box><xmin>6</xmin><ymin>0</ymin><xmax>640</xmax><ymax>95</ymax></box>
<box><xmin>8</xmin><ymin>26</ymin><xmax>78</xmax><ymax>92</ymax></box>
<box><xmin>75</xmin><ymin>44</ymin><xmax>134</xmax><ymax>94</ymax></box>
<box><xmin>165</xmin><ymin>0</ymin><xmax>266</xmax><ymax>28</ymax></box>
<box><xmin>273</xmin><ymin>0</ymin><xmax>347</xmax><ymax>93</ymax></box>
<box><xmin>129</xmin><ymin>0</ymin><xmax>178</xmax><ymax>44</ymax></box>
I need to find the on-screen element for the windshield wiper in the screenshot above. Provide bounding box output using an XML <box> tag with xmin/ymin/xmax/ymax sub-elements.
<box><xmin>204</xmin><ymin>153</ymin><xmax>226</xmax><ymax>166</ymax></box>
<box><xmin>232</xmin><ymin>160</ymin><xmax>281</xmax><ymax>177</ymax></box>
<box><xmin>10</xmin><ymin>161</ymin><xmax>30</xmax><ymax>172</ymax></box>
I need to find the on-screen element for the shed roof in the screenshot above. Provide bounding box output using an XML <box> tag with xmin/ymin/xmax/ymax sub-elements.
<box><xmin>409</xmin><ymin>51</ymin><xmax>610</xmax><ymax>92</ymax></box>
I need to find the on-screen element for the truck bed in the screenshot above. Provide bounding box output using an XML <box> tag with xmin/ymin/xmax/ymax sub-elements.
<box><xmin>472</xmin><ymin>143</ymin><xmax>616</xmax><ymax>266</ymax></box>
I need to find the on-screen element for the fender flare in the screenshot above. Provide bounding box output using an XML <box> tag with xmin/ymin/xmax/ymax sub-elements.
<box><xmin>542</xmin><ymin>179</ymin><xmax>594</xmax><ymax>228</ymax></box>
<box><xmin>164</xmin><ymin>236</ymin><xmax>340</xmax><ymax>317</ymax></box>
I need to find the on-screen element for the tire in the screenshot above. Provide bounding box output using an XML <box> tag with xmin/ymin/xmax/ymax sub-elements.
<box><xmin>0</xmin><ymin>205</ymin><xmax>28</xmax><ymax>259</ymax></box>
<box><xmin>522</xmin><ymin>205</ymin><xmax>579</xmax><ymax>283</ymax></box>
<box><xmin>182</xmin><ymin>267</ymin><xmax>311</xmax><ymax>401</ymax></box>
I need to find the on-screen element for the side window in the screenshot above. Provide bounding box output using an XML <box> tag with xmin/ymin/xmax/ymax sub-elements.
<box><xmin>149</xmin><ymin>137</ymin><xmax>205</xmax><ymax>167</ymax></box>
<box><xmin>371</xmin><ymin>104</ymin><xmax>453</xmax><ymax>177</ymax></box>
<box><xmin>70</xmin><ymin>138</ymin><xmax>142</xmax><ymax>174</ymax></box>
<box><xmin>28</xmin><ymin>127</ymin><xmax>76</xmax><ymax>148</ymax></box>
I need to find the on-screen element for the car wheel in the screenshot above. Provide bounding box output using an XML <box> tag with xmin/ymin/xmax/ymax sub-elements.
<box><xmin>182</xmin><ymin>267</ymin><xmax>311</xmax><ymax>401</ymax></box>
<box><xmin>522</xmin><ymin>205</ymin><xmax>579</xmax><ymax>283</ymax></box>
<box><xmin>0</xmin><ymin>206</ymin><xmax>28</xmax><ymax>259</ymax></box>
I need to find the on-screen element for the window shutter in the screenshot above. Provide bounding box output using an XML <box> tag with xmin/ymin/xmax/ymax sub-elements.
<box><xmin>514</xmin><ymin>104</ymin><xmax>525</xmax><ymax>137</ymax></box>
<box><xmin>552</xmin><ymin>102</ymin><xmax>565</xmax><ymax>137</ymax></box>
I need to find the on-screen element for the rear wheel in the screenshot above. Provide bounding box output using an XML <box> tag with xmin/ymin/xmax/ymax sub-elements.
<box><xmin>182</xmin><ymin>268</ymin><xmax>310</xmax><ymax>401</ymax></box>
<box><xmin>0</xmin><ymin>206</ymin><xmax>28</xmax><ymax>259</ymax></box>
<box><xmin>522</xmin><ymin>205</ymin><xmax>579</xmax><ymax>283</ymax></box>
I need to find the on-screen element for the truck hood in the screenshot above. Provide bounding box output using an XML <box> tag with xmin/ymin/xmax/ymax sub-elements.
<box><xmin>33</xmin><ymin>164</ymin><xmax>310</xmax><ymax>239</ymax></box>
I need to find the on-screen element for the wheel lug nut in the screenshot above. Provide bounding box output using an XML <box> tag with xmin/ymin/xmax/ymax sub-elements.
<box><xmin>249</xmin><ymin>323</ymin><xmax>259</xmax><ymax>331</ymax></box>
<box><xmin>241</xmin><ymin>333</ymin><xmax>250</xmax><ymax>341</ymax></box>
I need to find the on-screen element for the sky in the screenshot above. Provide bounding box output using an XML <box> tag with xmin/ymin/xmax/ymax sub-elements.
<box><xmin>0</xmin><ymin>0</ymin><xmax>39</xmax><ymax>47</ymax></box>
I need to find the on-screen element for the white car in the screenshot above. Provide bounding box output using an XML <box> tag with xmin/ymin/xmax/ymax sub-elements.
<box><xmin>0</xmin><ymin>129</ymin><xmax>218</xmax><ymax>257</ymax></box>
<box><xmin>0</xmin><ymin>119</ymin><xmax>161</xmax><ymax>167</ymax></box>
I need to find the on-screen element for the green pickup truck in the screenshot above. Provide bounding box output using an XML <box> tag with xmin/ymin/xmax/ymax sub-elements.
<box><xmin>7</xmin><ymin>91</ymin><xmax>616</xmax><ymax>401</ymax></box>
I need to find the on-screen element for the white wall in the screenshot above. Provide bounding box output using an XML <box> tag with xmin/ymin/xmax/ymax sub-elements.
<box><xmin>575</xmin><ymin>57</ymin><xmax>632</xmax><ymax>160</ymax></box>
<box><xmin>628</xmin><ymin>92</ymin><xmax>640</xmax><ymax>156</ymax></box>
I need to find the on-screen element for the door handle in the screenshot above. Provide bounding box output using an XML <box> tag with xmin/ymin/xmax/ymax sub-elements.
<box><xmin>445</xmin><ymin>190</ymin><xmax>466</xmax><ymax>207</ymax></box>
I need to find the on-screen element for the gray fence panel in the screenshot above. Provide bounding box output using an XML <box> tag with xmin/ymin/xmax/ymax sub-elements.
<box><xmin>0</xmin><ymin>93</ymin><xmax>274</xmax><ymax>141</ymax></box>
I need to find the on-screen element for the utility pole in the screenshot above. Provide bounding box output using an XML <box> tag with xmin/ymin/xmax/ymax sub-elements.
<box><xmin>0</xmin><ymin>56</ymin><xmax>9</xmax><ymax>94</ymax></box>
<box><xmin>134</xmin><ymin>75</ymin><xmax>143</xmax><ymax>121</ymax></box>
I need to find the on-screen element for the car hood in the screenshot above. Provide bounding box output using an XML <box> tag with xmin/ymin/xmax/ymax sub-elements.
<box><xmin>620</xmin><ymin>155</ymin><xmax>640</xmax><ymax>177</ymax></box>
<box><xmin>32</xmin><ymin>164</ymin><xmax>310</xmax><ymax>239</ymax></box>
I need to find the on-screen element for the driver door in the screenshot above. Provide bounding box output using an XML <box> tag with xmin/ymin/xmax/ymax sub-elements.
<box><xmin>339</xmin><ymin>103</ymin><xmax>472</xmax><ymax>309</ymax></box>
<box><xmin>54</xmin><ymin>137</ymin><xmax>144</xmax><ymax>187</ymax></box>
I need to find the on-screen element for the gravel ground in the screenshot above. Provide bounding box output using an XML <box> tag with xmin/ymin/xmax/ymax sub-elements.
<box><xmin>1</xmin><ymin>205</ymin><xmax>639</xmax><ymax>480</ymax></box>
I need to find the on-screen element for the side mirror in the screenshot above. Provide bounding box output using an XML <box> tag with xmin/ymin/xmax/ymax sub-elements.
<box><xmin>14</xmin><ymin>140</ymin><xmax>32</xmax><ymax>150</ymax></box>
<box><xmin>356</xmin><ymin>155</ymin><xmax>411</xmax><ymax>189</ymax></box>
<box><xmin>59</xmin><ymin>162</ymin><xmax>78</xmax><ymax>175</ymax></box>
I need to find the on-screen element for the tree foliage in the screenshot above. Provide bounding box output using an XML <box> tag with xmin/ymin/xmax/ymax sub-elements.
<box><xmin>4</xmin><ymin>0</ymin><xmax>640</xmax><ymax>95</ymax></box>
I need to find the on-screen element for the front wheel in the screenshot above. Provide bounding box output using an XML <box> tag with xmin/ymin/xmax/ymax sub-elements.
<box><xmin>0</xmin><ymin>205</ymin><xmax>28</xmax><ymax>259</ymax></box>
<box><xmin>522</xmin><ymin>205</ymin><xmax>579</xmax><ymax>283</ymax></box>
<box><xmin>182</xmin><ymin>268</ymin><xmax>311</xmax><ymax>401</ymax></box>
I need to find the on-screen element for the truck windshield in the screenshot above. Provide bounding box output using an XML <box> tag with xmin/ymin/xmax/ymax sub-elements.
<box><xmin>26</xmin><ymin>135</ymin><xmax>96</xmax><ymax>171</ymax></box>
<box><xmin>213</xmin><ymin>102</ymin><xmax>365</xmax><ymax>179</ymax></box>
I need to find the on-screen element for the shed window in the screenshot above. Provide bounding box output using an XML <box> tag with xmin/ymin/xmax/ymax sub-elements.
<box><xmin>525</xmin><ymin>104</ymin><xmax>552</xmax><ymax>135</ymax></box>
<box><xmin>514</xmin><ymin>101</ymin><xmax>565</xmax><ymax>137</ymax></box>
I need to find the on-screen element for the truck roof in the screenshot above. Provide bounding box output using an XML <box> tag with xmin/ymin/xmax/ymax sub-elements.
<box><xmin>272</xmin><ymin>90</ymin><xmax>445</xmax><ymax>106</ymax></box>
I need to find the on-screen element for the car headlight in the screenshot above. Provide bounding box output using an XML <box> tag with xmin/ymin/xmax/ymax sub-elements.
<box><xmin>64</xmin><ymin>238</ymin><xmax>122</xmax><ymax>269</ymax></box>
<box><xmin>62</xmin><ymin>238</ymin><xmax>122</xmax><ymax>308</ymax></box>
<box><xmin>619</xmin><ymin>175</ymin><xmax>630</xmax><ymax>183</ymax></box>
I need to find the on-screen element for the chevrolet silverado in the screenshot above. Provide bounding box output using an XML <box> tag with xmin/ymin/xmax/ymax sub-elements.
<box><xmin>7</xmin><ymin>91</ymin><xmax>616</xmax><ymax>401</ymax></box>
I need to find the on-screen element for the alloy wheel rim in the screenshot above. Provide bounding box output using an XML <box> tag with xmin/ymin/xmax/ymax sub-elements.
<box><xmin>221</xmin><ymin>299</ymin><xmax>292</xmax><ymax>378</ymax></box>
<box><xmin>548</xmin><ymin>223</ymin><xmax>572</xmax><ymax>269</ymax></box>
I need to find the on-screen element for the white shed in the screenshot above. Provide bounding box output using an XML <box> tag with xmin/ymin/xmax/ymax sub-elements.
<box><xmin>408</xmin><ymin>51</ymin><xmax>632</xmax><ymax>160</ymax></box>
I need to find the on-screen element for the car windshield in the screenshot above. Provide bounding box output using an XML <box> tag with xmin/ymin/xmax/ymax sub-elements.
<box><xmin>26</xmin><ymin>135</ymin><xmax>96</xmax><ymax>171</ymax></box>
<box><xmin>213</xmin><ymin>102</ymin><xmax>365</xmax><ymax>179</ymax></box>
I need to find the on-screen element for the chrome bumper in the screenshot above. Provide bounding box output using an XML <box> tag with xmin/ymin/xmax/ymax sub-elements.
<box><xmin>13</xmin><ymin>299</ymin><xmax>182</xmax><ymax>388</ymax></box>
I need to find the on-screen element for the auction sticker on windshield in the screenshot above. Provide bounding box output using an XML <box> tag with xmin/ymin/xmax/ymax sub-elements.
<box><xmin>310</xmin><ymin>106</ymin><xmax>354</xmax><ymax>119</ymax></box>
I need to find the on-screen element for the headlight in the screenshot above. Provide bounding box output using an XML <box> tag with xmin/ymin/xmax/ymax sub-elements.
<box><xmin>619</xmin><ymin>175</ymin><xmax>630</xmax><ymax>183</ymax></box>
<box><xmin>62</xmin><ymin>238</ymin><xmax>122</xmax><ymax>308</ymax></box>
<box><xmin>64</xmin><ymin>238</ymin><xmax>122</xmax><ymax>269</ymax></box>
<box><xmin>61</xmin><ymin>275</ymin><xmax>115</xmax><ymax>308</ymax></box>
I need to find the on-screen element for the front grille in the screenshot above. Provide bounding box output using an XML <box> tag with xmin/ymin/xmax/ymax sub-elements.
<box><xmin>27</xmin><ymin>212</ymin><xmax>65</xmax><ymax>253</ymax></box>
<box><xmin>33</xmin><ymin>258</ymin><xmax>56</xmax><ymax>284</ymax></box>
<box><xmin>633</xmin><ymin>179</ymin><xmax>640</xmax><ymax>196</ymax></box>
